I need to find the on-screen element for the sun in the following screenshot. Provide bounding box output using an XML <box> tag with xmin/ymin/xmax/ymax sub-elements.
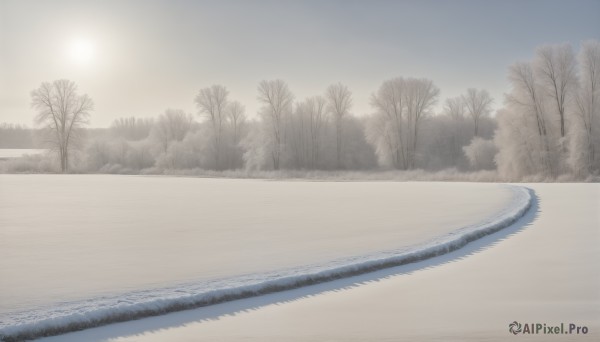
<box><xmin>68</xmin><ymin>38</ymin><xmax>95</xmax><ymax>66</ymax></box>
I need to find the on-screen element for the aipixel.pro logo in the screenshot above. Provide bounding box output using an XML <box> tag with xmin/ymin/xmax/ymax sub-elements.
<box><xmin>509</xmin><ymin>321</ymin><xmax>589</xmax><ymax>335</ymax></box>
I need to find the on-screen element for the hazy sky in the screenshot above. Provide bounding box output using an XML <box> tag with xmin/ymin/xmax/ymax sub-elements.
<box><xmin>1</xmin><ymin>0</ymin><xmax>599</xmax><ymax>127</ymax></box>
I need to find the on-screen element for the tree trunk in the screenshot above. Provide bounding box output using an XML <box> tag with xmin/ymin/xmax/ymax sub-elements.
<box><xmin>336</xmin><ymin>120</ymin><xmax>342</xmax><ymax>169</ymax></box>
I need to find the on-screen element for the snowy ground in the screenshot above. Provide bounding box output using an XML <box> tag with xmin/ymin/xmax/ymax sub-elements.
<box><xmin>0</xmin><ymin>176</ymin><xmax>522</xmax><ymax>338</ymax></box>
<box><xmin>32</xmin><ymin>183</ymin><xmax>599</xmax><ymax>341</ymax></box>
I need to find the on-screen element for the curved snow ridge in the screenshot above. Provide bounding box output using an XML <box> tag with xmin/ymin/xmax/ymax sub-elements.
<box><xmin>0</xmin><ymin>185</ymin><xmax>533</xmax><ymax>342</ymax></box>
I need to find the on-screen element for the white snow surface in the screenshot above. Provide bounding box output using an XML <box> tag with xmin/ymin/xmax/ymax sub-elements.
<box><xmin>0</xmin><ymin>176</ymin><xmax>530</xmax><ymax>340</ymax></box>
<box><xmin>58</xmin><ymin>183</ymin><xmax>594</xmax><ymax>342</ymax></box>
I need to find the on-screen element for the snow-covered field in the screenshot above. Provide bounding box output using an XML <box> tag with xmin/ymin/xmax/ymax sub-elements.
<box><xmin>0</xmin><ymin>175</ymin><xmax>531</xmax><ymax>340</ymax></box>
<box><xmin>36</xmin><ymin>183</ymin><xmax>596</xmax><ymax>342</ymax></box>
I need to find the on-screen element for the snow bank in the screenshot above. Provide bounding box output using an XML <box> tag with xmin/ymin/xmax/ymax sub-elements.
<box><xmin>0</xmin><ymin>185</ymin><xmax>532</xmax><ymax>342</ymax></box>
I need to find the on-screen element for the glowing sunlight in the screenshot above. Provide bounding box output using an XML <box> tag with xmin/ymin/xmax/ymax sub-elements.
<box><xmin>67</xmin><ymin>37</ymin><xmax>95</xmax><ymax>66</ymax></box>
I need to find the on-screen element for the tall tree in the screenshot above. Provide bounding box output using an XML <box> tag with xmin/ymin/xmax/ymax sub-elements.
<box><xmin>535</xmin><ymin>44</ymin><xmax>577</xmax><ymax>138</ymax></box>
<box><xmin>307</xmin><ymin>96</ymin><xmax>327</xmax><ymax>169</ymax></box>
<box><xmin>500</xmin><ymin>62</ymin><xmax>554</xmax><ymax>177</ymax></box>
<box><xmin>257</xmin><ymin>79</ymin><xmax>294</xmax><ymax>170</ymax></box>
<box><xmin>370</xmin><ymin>78</ymin><xmax>405</xmax><ymax>169</ymax></box>
<box><xmin>462</xmin><ymin>88</ymin><xmax>493</xmax><ymax>137</ymax></box>
<box><xmin>226</xmin><ymin>101</ymin><xmax>246</xmax><ymax>168</ymax></box>
<box><xmin>288</xmin><ymin>102</ymin><xmax>310</xmax><ymax>168</ymax></box>
<box><xmin>31</xmin><ymin>79</ymin><xmax>93</xmax><ymax>172</ymax></box>
<box><xmin>152</xmin><ymin>109</ymin><xmax>194</xmax><ymax>153</ymax></box>
<box><xmin>571</xmin><ymin>40</ymin><xmax>600</xmax><ymax>174</ymax></box>
<box><xmin>404</xmin><ymin>78</ymin><xmax>439</xmax><ymax>169</ymax></box>
<box><xmin>326</xmin><ymin>83</ymin><xmax>352</xmax><ymax>169</ymax></box>
<box><xmin>195</xmin><ymin>85</ymin><xmax>229</xmax><ymax>169</ymax></box>
<box><xmin>444</xmin><ymin>96</ymin><xmax>466</xmax><ymax>121</ymax></box>
<box><xmin>442</xmin><ymin>96</ymin><xmax>469</xmax><ymax>165</ymax></box>
<box><xmin>289</xmin><ymin>96</ymin><xmax>327</xmax><ymax>169</ymax></box>
<box><xmin>369</xmin><ymin>77</ymin><xmax>438</xmax><ymax>169</ymax></box>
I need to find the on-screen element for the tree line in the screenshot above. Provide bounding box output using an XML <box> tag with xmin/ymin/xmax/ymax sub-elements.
<box><xmin>17</xmin><ymin>40</ymin><xmax>600</xmax><ymax>180</ymax></box>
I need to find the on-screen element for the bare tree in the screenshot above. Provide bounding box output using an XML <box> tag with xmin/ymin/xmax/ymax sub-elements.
<box><xmin>31</xmin><ymin>79</ymin><xmax>93</xmax><ymax>172</ymax></box>
<box><xmin>290</xmin><ymin>96</ymin><xmax>327</xmax><ymax>168</ymax></box>
<box><xmin>365</xmin><ymin>111</ymin><xmax>396</xmax><ymax>168</ymax></box>
<box><xmin>195</xmin><ymin>85</ymin><xmax>229</xmax><ymax>169</ymax></box>
<box><xmin>369</xmin><ymin>77</ymin><xmax>438</xmax><ymax>169</ymax></box>
<box><xmin>307</xmin><ymin>96</ymin><xmax>326</xmax><ymax>168</ymax></box>
<box><xmin>571</xmin><ymin>40</ymin><xmax>600</xmax><ymax>174</ymax></box>
<box><xmin>110</xmin><ymin>117</ymin><xmax>154</xmax><ymax>141</ymax></box>
<box><xmin>441</xmin><ymin>96</ymin><xmax>469</xmax><ymax>165</ymax></box>
<box><xmin>257</xmin><ymin>79</ymin><xmax>294</xmax><ymax>170</ymax></box>
<box><xmin>504</xmin><ymin>62</ymin><xmax>554</xmax><ymax>176</ymax></box>
<box><xmin>462</xmin><ymin>88</ymin><xmax>493</xmax><ymax>137</ymax></box>
<box><xmin>326</xmin><ymin>83</ymin><xmax>352</xmax><ymax>169</ymax></box>
<box><xmin>288</xmin><ymin>103</ymin><xmax>310</xmax><ymax>168</ymax></box>
<box><xmin>444</xmin><ymin>96</ymin><xmax>465</xmax><ymax>120</ymax></box>
<box><xmin>227</xmin><ymin>101</ymin><xmax>245</xmax><ymax>149</ymax></box>
<box><xmin>535</xmin><ymin>44</ymin><xmax>577</xmax><ymax>138</ymax></box>
<box><xmin>404</xmin><ymin>78</ymin><xmax>439</xmax><ymax>169</ymax></box>
<box><xmin>370</xmin><ymin>78</ymin><xmax>406</xmax><ymax>169</ymax></box>
<box><xmin>227</xmin><ymin>101</ymin><xmax>246</xmax><ymax>168</ymax></box>
<box><xmin>152</xmin><ymin>109</ymin><xmax>194</xmax><ymax>153</ymax></box>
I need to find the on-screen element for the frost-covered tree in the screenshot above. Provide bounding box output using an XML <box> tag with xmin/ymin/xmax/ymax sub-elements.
<box><xmin>444</xmin><ymin>96</ymin><xmax>466</xmax><ymax>121</ymax></box>
<box><xmin>195</xmin><ymin>85</ymin><xmax>229</xmax><ymax>170</ymax></box>
<box><xmin>287</xmin><ymin>102</ymin><xmax>311</xmax><ymax>168</ymax></box>
<box><xmin>462</xmin><ymin>88</ymin><xmax>493</xmax><ymax>137</ymax></box>
<box><xmin>307</xmin><ymin>96</ymin><xmax>327</xmax><ymax>168</ymax></box>
<box><xmin>31</xmin><ymin>79</ymin><xmax>93</xmax><ymax>172</ymax></box>
<box><xmin>420</xmin><ymin>104</ymin><xmax>467</xmax><ymax>170</ymax></box>
<box><xmin>570</xmin><ymin>40</ymin><xmax>600</xmax><ymax>175</ymax></box>
<box><xmin>242</xmin><ymin>120</ymin><xmax>271</xmax><ymax>170</ymax></box>
<box><xmin>226</xmin><ymin>101</ymin><xmax>247</xmax><ymax>169</ymax></box>
<box><xmin>85</xmin><ymin>137</ymin><xmax>156</xmax><ymax>173</ymax></box>
<box><xmin>288</xmin><ymin>96</ymin><xmax>327</xmax><ymax>169</ymax></box>
<box><xmin>155</xmin><ymin>126</ymin><xmax>212</xmax><ymax>170</ymax></box>
<box><xmin>326</xmin><ymin>83</ymin><xmax>352</xmax><ymax>169</ymax></box>
<box><xmin>495</xmin><ymin>43</ymin><xmax>596</xmax><ymax>179</ymax></box>
<box><xmin>404</xmin><ymin>78</ymin><xmax>440</xmax><ymax>169</ymax></box>
<box><xmin>369</xmin><ymin>78</ymin><xmax>405</xmax><ymax>169</ymax></box>
<box><xmin>257</xmin><ymin>79</ymin><xmax>294</xmax><ymax>170</ymax></box>
<box><xmin>496</xmin><ymin>61</ymin><xmax>560</xmax><ymax>179</ymax></box>
<box><xmin>534</xmin><ymin>44</ymin><xmax>577</xmax><ymax>138</ymax></box>
<box><xmin>337</xmin><ymin>116</ymin><xmax>378</xmax><ymax>170</ymax></box>
<box><xmin>151</xmin><ymin>109</ymin><xmax>194</xmax><ymax>153</ymax></box>
<box><xmin>463</xmin><ymin>137</ymin><xmax>497</xmax><ymax>170</ymax></box>
<box><xmin>443</xmin><ymin>96</ymin><xmax>470</xmax><ymax>163</ymax></box>
<box><xmin>368</xmin><ymin>77</ymin><xmax>439</xmax><ymax>169</ymax></box>
<box><xmin>110</xmin><ymin>117</ymin><xmax>154</xmax><ymax>141</ymax></box>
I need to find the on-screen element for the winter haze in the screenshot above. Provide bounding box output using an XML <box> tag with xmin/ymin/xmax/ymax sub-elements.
<box><xmin>0</xmin><ymin>0</ymin><xmax>599</xmax><ymax>341</ymax></box>
<box><xmin>2</xmin><ymin>0</ymin><xmax>599</xmax><ymax>126</ymax></box>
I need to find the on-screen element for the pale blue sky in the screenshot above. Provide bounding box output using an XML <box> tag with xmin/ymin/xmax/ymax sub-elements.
<box><xmin>1</xmin><ymin>0</ymin><xmax>599</xmax><ymax>127</ymax></box>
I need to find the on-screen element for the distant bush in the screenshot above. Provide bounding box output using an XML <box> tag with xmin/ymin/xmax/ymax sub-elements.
<box><xmin>463</xmin><ymin>137</ymin><xmax>498</xmax><ymax>171</ymax></box>
<box><xmin>0</xmin><ymin>153</ymin><xmax>57</xmax><ymax>173</ymax></box>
